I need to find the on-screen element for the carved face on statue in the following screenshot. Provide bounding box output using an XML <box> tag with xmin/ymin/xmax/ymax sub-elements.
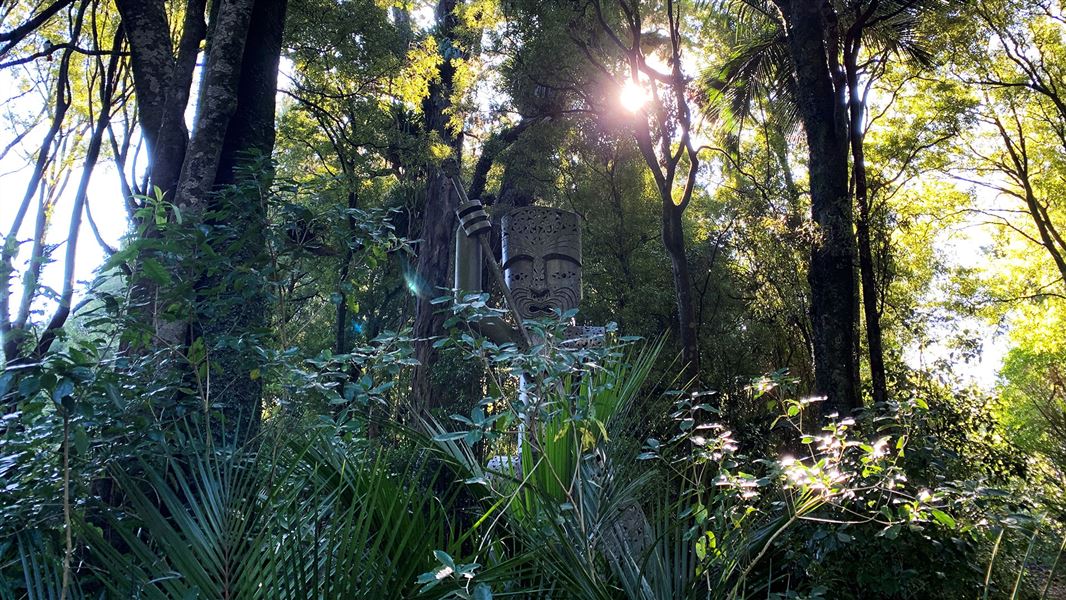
<box><xmin>501</xmin><ymin>207</ymin><xmax>582</xmax><ymax>320</ymax></box>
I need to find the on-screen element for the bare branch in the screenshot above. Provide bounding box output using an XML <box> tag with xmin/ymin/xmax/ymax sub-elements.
<box><xmin>0</xmin><ymin>42</ymin><xmax>125</xmax><ymax>69</ymax></box>
<box><xmin>84</xmin><ymin>194</ymin><xmax>117</xmax><ymax>256</ymax></box>
<box><xmin>1</xmin><ymin>0</ymin><xmax>87</xmax><ymax>360</ymax></box>
<box><xmin>35</xmin><ymin>25</ymin><xmax>124</xmax><ymax>357</ymax></box>
<box><xmin>0</xmin><ymin>0</ymin><xmax>75</xmax><ymax>55</ymax></box>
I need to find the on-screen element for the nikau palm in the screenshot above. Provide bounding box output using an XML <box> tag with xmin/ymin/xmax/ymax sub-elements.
<box><xmin>76</xmin><ymin>428</ymin><xmax>451</xmax><ymax>599</ymax></box>
<box><xmin>706</xmin><ymin>0</ymin><xmax>939</xmax><ymax>412</ymax></box>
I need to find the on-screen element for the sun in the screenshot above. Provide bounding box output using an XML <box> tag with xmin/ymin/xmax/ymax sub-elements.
<box><xmin>619</xmin><ymin>79</ymin><xmax>649</xmax><ymax>112</ymax></box>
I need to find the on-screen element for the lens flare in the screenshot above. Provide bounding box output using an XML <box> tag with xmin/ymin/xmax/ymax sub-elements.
<box><xmin>619</xmin><ymin>80</ymin><xmax>648</xmax><ymax>112</ymax></box>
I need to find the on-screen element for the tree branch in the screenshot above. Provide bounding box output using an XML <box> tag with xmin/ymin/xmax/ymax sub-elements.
<box><xmin>1</xmin><ymin>0</ymin><xmax>87</xmax><ymax>360</ymax></box>
<box><xmin>0</xmin><ymin>0</ymin><xmax>75</xmax><ymax>55</ymax></box>
<box><xmin>0</xmin><ymin>42</ymin><xmax>124</xmax><ymax>68</ymax></box>
<box><xmin>36</xmin><ymin>26</ymin><xmax>124</xmax><ymax>357</ymax></box>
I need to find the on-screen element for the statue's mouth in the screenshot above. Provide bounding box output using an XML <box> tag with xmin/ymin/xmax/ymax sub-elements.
<box><xmin>511</xmin><ymin>287</ymin><xmax>580</xmax><ymax>320</ymax></box>
<box><xmin>525</xmin><ymin>303</ymin><xmax>553</xmax><ymax>316</ymax></box>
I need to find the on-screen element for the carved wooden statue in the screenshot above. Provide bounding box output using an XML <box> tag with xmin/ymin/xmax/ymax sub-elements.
<box><xmin>500</xmin><ymin>207</ymin><xmax>582</xmax><ymax>320</ymax></box>
<box><xmin>455</xmin><ymin>198</ymin><xmax>603</xmax><ymax>346</ymax></box>
<box><xmin>453</xmin><ymin>187</ymin><xmax>649</xmax><ymax>577</ymax></box>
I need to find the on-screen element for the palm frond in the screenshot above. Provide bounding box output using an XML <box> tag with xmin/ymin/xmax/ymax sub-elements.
<box><xmin>699</xmin><ymin>17</ymin><xmax>798</xmax><ymax>135</ymax></box>
<box><xmin>862</xmin><ymin>2</ymin><xmax>936</xmax><ymax>69</ymax></box>
<box><xmin>0</xmin><ymin>532</ymin><xmax>83</xmax><ymax>600</ymax></box>
<box><xmin>78</xmin><ymin>430</ymin><xmax>452</xmax><ymax>599</ymax></box>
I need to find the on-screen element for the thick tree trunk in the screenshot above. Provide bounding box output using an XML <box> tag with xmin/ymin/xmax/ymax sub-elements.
<box><xmin>845</xmin><ymin>46</ymin><xmax>888</xmax><ymax>407</ymax></box>
<box><xmin>468</xmin><ymin>118</ymin><xmax>543</xmax><ymax>203</ymax></box>
<box><xmin>172</xmin><ymin>0</ymin><xmax>256</xmax><ymax>213</ymax></box>
<box><xmin>113</xmin><ymin>0</ymin><xmax>207</xmax><ymax>365</ymax></box>
<box><xmin>663</xmin><ymin>201</ymin><xmax>699</xmax><ymax>384</ymax></box>
<box><xmin>114</xmin><ymin>0</ymin><xmax>205</xmax><ymax>199</ymax></box>
<box><xmin>496</xmin><ymin>162</ymin><xmax>536</xmax><ymax>209</ymax></box>
<box><xmin>779</xmin><ymin>0</ymin><xmax>861</xmax><ymax>415</ymax></box>
<box><xmin>145</xmin><ymin>0</ymin><xmax>256</xmax><ymax>352</ymax></box>
<box><xmin>116</xmin><ymin>0</ymin><xmax>286</xmax><ymax>442</ymax></box>
<box><xmin>192</xmin><ymin>0</ymin><xmax>287</xmax><ymax>442</ymax></box>
<box><xmin>213</xmin><ymin>0</ymin><xmax>285</xmax><ymax>189</ymax></box>
<box><xmin>410</xmin><ymin>0</ymin><xmax>462</xmax><ymax>413</ymax></box>
<box><xmin>411</xmin><ymin>171</ymin><xmax>459</xmax><ymax>412</ymax></box>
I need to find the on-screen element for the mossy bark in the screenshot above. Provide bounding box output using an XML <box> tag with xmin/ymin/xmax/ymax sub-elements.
<box><xmin>777</xmin><ymin>0</ymin><xmax>861</xmax><ymax>415</ymax></box>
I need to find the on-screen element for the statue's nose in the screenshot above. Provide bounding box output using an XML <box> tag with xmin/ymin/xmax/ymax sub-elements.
<box><xmin>530</xmin><ymin>260</ymin><xmax>547</xmax><ymax>295</ymax></box>
<box><xmin>530</xmin><ymin>274</ymin><xmax>548</xmax><ymax>296</ymax></box>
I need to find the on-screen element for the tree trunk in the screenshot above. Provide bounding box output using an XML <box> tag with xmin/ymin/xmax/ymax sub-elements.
<box><xmin>114</xmin><ymin>0</ymin><xmax>205</xmax><ymax>200</ymax></box>
<box><xmin>663</xmin><ymin>201</ymin><xmax>699</xmax><ymax>384</ymax></box>
<box><xmin>778</xmin><ymin>0</ymin><xmax>861</xmax><ymax>415</ymax></box>
<box><xmin>213</xmin><ymin>0</ymin><xmax>286</xmax><ymax>189</ymax></box>
<box><xmin>116</xmin><ymin>0</ymin><xmax>287</xmax><ymax>442</ymax></box>
<box><xmin>336</xmin><ymin>189</ymin><xmax>359</xmax><ymax>354</ymax></box>
<box><xmin>410</xmin><ymin>0</ymin><xmax>462</xmax><ymax>413</ymax></box>
<box><xmin>1</xmin><ymin>1</ymin><xmax>85</xmax><ymax>360</ymax></box>
<box><xmin>193</xmin><ymin>0</ymin><xmax>287</xmax><ymax>443</ymax></box>
<box><xmin>144</xmin><ymin>0</ymin><xmax>256</xmax><ymax>353</ymax></box>
<box><xmin>844</xmin><ymin>43</ymin><xmax>888</xmax><ymax>407</ymax></box>
<box><xmin>172</xmin><ymin>0</ymin><xmax>257</xmax><ymax>214</ymax></box>
<box><xmin>113</xmin><ymin>0</ymin><xmax>207</xmax><ymax>364</ymax></box>
<box><xmin>411</xmin><ymin>171</ymin><xmax>459</xmax><ymax>413</ymax></box>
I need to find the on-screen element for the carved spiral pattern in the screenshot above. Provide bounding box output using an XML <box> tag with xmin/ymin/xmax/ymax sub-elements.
<box><xmin>501</xmin><ymin>207</ymin><xmax>583</xmax><ymax>320</ymax></box>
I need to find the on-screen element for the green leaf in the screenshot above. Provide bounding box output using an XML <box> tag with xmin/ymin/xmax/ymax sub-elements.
<box><xmin>73</xmin><ymin>425</ymin><xmax>89</xmax><ymax>455</ymax></box>
<box><xmin>188</xmin><ymin>337</ymin><xmax>206</xmax><ymax>365</ymax></box>
<box><xmin>140</xmin><ymin>257</ymin><xmax>172</xmax><ymax>285</ymax></box>
<box><xmin>52</xmin><ymin>378</ymin><xmax>74</xmax><ymax>403</ymax></box>
<box><xmin>930</xmin><ymin>509</ymin><xmax>956</xmax><ymax>529</ymax></box>
<box><xmin>434</xmin><ymin>550</ymin><xmax>456</xmax><ymax>571</ymax></box>
<box><xmin>0</xmin><ymin>372</ymin><xmax>13</xmax><ymax>397</ymax></box>
<box><xmin>433</xmin><ymin>431</ymin><xmax>469</xmax><ymax>442</ymax></box>
<box><xmin>472</xmin><ymin>583</ymin><xmax>493</xmax><ymax>600</ymax></box>
<box><xmin>416</xmin><ymin>571</ymin><xmax>441</xmax><ymax>586</ymax></box>
<box><xmin>880</xmin><ymin>524</ymin><xmax>902</xmax><ymax>539</ymax></box>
